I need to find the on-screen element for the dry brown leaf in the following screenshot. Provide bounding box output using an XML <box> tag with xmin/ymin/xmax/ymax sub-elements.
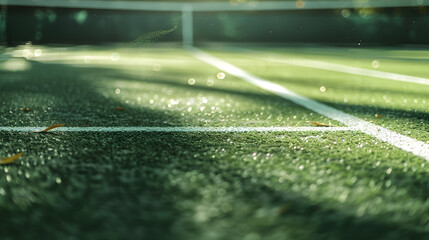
<box><xmin>20</xmin><ymin>108</ymin><xmax>33</xmax><ymax>112</ymax></box>
<box><xmin>307</xmin><ymin>121</ymin><xmax>333</xmax><ymax>127</ymax></box>
<box><xmin>0</xmin><ymin>152</ymin><xmax>24</xmax><ymax>164</ymax></box>
<box><xmin>375</xmin><ymin>114</ymin><xmax>384</xmax><ymax>118</ymax></box>
<box><xmin>35</xmin><ymin>124</ymin><xmax>65</xmax><ymax>133</ymax></box>
<box><xmin>116</xmin><ymin>107</ymin><xmax>125</xmax><ymax>111</ymax></box>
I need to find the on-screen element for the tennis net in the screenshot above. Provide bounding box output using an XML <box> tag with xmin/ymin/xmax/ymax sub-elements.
<box><xmin>1</xmin><ymin>0</ymin><xmax>428</xmax><ymax>46</ymax></box>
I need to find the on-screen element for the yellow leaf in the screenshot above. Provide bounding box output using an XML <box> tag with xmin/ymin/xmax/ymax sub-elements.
<box><xmin>307</xmin><ymin>121</ymin><xmax>333</xmax><ymax>127</ymax></box>
<box><xmin>0</xmin><ymin>152</ymin><xmax>24</xmax><ymax>164</ymax></box>
<box><xmin>20</xmin><ymin>108</ymin><xmax>33</xmax><ymax>112</ymax></box>
<box><xmin>35</xmin><ymin>124</ymin><xmax>65</xmax><ymax>133</ymax></box>
<box><xmin>375</xmin><ymin>114</ymin><xmax>384</xmax><ymax>118</ymax></box>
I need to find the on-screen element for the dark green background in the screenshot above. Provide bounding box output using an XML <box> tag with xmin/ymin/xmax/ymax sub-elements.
<box><xmin>2</xmin><ymin>6</ymin><xmax>429</xmax><ymax>45</ymax></box>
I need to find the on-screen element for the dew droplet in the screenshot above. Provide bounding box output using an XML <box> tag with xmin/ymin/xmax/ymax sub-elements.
<box><xmin>386</xmin><ymin>168</ymin><xmax>392</xmax><ymax>174</ymax></box>
<box><xmin>188</xmin><ymin>78</ymin><xmax>196</xmax><ymax>85</ymax></box>
<box><xmin>217</xmin><ymin>72</ymin><xmax>225</xmax><ymax>79</ymax></box>
<box><xmin>34</xmin><ymin>49</ymin><xmax>42</xmax><ymax>57</ymax></box>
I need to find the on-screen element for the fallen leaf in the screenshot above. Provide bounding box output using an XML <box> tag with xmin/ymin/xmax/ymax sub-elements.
<box><xmin>0</xmin><ymin>152</ymin><xmax>24</xmax><ymax>164</ymax></box>
<box><xmin>35</xmin><ymin>124</ymin><xmax>65</xmax><ymax>133</ymax></box>
<box><xmin>116</xmin><ymin>107</ymin><xmax>125</xmax><ymax>111</ymax></box>
<box><xmin>307</xmin><ymin>121</ymin><xmax>333</xmax><ymax>127</ymax></box>
<box><xmin>20</xmin><ymin>108</ymin><xmax>33</xmax><ymax>112</ymax></box>
<box><xmin>375</xmin><ymin>114</ymin><xmax>384</xmax><ymax>118</ymax></box>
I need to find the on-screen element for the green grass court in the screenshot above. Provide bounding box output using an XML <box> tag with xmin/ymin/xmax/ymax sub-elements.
<box><xmin>1</xmin><ymin>44</ymin><xmax>429</xmax><ymax>239</ymax></box>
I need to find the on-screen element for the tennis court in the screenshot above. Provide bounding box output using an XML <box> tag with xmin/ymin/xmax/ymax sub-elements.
<box><xmin>1</xmin><ymin>1</ymin><xmax>429</xmax><ymax>239</ymax></box>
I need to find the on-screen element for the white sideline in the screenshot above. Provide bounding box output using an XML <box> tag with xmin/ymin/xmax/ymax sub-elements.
<box><xmin>264</xmin><ymin>57</ymin><xmax>429</xmax><ymax>86</ymax></box>
<box><xmin>0</xmin><ymin>126</ymin><xmax>357</xmax><ymax>133</ymax></box>
<box><xmin>188</xmin><ymin>47</ymin><xmax>429</xmax><ymax>161</ymax></box>
<box><xmin>229</xmin><ymin>46</ymin><xmax>429</xmax><ymax>86</ymax></box>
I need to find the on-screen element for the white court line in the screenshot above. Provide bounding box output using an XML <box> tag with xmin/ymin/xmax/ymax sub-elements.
<box><xmin>188</xmin><ymin>47</ymin><xmax>429</xmax><ymax>161</ymax></box>
<box><xmin>235</xmin><ymin>48</ymin><xmax>429</xmax><ymax>86</ymax></box>
<box><xmin>264</xmin><ymin>57</ymin><xmax>429</xmax><ymax>86</ymax></box>
<box><xmin>228</xmin><ymin>46</ymin><xmax>429</xmax><ymax>86</ymax></box>
<box><xmin>0</xmin><ymin>126</ymin><xmax>357</xmax><ymax>132</ymax></box>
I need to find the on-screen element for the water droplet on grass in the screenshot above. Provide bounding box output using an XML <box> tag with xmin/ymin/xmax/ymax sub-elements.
<box><xmin>217</xmin><ymin>72</ymin><xmax>225</xmax><ymax>79</ymax></box>
<box><xmin>386</xmin><ymin>168</ymin><xmax>392</xmax><ymax>174</ymax></box>
<box><xmin>34</xmin><ymin>49</ymin><xmax>42</xmax><ymax>57</ymax></box>
<box><xmin>188</xmin><ymin>78</ymin><xmax>195</xmax><ymax>85</ymax></box>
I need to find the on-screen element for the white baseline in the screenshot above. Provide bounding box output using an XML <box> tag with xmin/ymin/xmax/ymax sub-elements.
<box><xmin>0</xmin><ymin>126</ymin><xmax>357</xmax><ymax>133</ymax></box>
<box><xmin>188</xmin><ymin>47</ymin><xmax>429</xmax><ymax>161</ymax></box>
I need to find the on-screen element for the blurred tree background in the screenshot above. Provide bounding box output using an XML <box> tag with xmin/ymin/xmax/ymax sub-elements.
<box><xmin>1</xmin><ymin>3</ymin><xmax>428</xmax><ymax>45</ymax></box>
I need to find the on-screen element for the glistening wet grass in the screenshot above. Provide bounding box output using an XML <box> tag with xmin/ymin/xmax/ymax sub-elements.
<box><xmin>1</xmin><ymin>44</ymin><xmax>429</xmax><ymax>240</ymax></box>
<box><xmin>0</xmin><ymin>131</ymin><xmax>428</xmax><ymax>239</ymax></box>
<box><xmin>206</xmin><ymin>46</ymin><xmax>429</xmax><ymax>142</ymax></box>
<box><xmin>0</xmin><ymin>46</ymin><xmax>334</xmax><ymax>127</ymax></box>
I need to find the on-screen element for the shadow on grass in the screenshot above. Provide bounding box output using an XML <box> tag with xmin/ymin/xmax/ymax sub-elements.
<box><xmin>1</xmin><ymin>130</ymin><xmax>429</xmax><ymax>240</ymax></box>
<box><xmin>0</xmin><ymin>56</ymin><xmax>429</xmax><ymax>239</ymax></box>
<box><xmin>0</xmin><ymin>61</ymin><xmax>178</xmax><ymax>127</ymax></box>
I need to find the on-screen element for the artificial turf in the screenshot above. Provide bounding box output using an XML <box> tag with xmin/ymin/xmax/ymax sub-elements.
<box><xmin>0</xmin><ymin>131</ymin><xmax>428</xmax><ymax>239</ymax></box>
<box><xmin>1</xmin><ymin>44</ymin><xmax>429</xmax><ymax>239</ymax></box>
<box><xmin>206</xmin><ymin>46</ymin><xmax>429</xmax><ymax>142</ymax></box>
<box><xmin>0</xmin><ymin>46</ymin><xmax>334</xmax><ymax>127</ymax></box>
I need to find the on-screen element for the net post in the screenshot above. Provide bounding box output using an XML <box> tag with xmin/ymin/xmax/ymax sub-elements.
<box><xmin>182</xmin><ymin>4</ymin><xmax>193</xmax><ymax>47</ymax></box>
